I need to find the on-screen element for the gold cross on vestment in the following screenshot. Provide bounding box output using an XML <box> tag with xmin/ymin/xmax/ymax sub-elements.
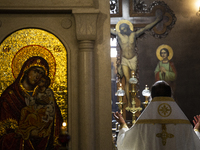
<box><xmin>156</xmin><ymin>124</ymin><xmax>174</xmax><ymax>146</ymax></box>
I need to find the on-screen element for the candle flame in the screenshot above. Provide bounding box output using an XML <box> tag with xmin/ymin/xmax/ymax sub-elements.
<box><xmin>62</xmin><ymin>122</ymin><xmax>67</xmax><ymax>127</ymax></box>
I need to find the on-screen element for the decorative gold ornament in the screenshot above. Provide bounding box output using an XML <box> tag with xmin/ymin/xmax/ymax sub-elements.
<box><xmin>0</xmin><ymin>118</ymin><xmax>19</xmax><ymax>136</ymax></box>
<box><xmin>37</xmin><ymin>59</ymin><xmax>41</xmax><ymax>63</ymax></box>
<box><xmin>12</xmin><ymin>45</ymin><xmax>56</xmax><ymax>82</ymax></box>
<box><xmin>156</xmin><ymin>124</ymin><xmax>174</xmax><ymax>146</ymax></box>
<box><xmin>0</xmin><ymin>28</ymin><xmax>68</xmax><ymax>124</ymax></box>
<box><xmin>2</xmin><ymin>45</ymin><xmax>11</xmax><ymax>52</ymax></box>
<box><xmin>116</xmin><ymin>20</ymin><xmax>134</xmax><ymax>33</ymax></box>
<box><xmin>136</xmin><ymin>119</ymin><xmax>190</xmax><ymax>124</ymax></box>
<box><xmin>126</xmin><ymin>72</ymin><xmax>142</xmax><ymax>124</ymax></box>
<box><xmin>156</xmin><ymin>44</ymin><xmax>173</xmax><ymax>61</ymax></box>
<box><xmin>54</xmin><ymin>45</ymin><xmax>62</xmax><ymax>52</ymax></box>
<box><xmin>158</xmin><ymin>103</ymin><xmax>172</xmax><ymax>117</ymax></box>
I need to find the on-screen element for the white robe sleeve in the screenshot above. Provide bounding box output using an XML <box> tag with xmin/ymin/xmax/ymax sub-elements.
<box><xmin>194</xmin><ymin>130</ymin><xmax>200</xmax><ymax>139</ymax></box>
<box><xmin>117</xmin><ymin>124</ymin><xmax>129</xmax><ymax>150</ymax></box>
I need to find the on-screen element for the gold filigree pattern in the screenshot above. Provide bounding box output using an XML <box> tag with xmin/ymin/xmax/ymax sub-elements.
<box><xmin>156</xmin><ymin>124</ymin><xmax>174</xmax><ymax>146</ymax></box>
<box><xmin>3</xmin><ymin>45</ymin><xmax>11</xmax><ymax>52</ymax></box>
<box><xmin>12</xmin><ymin>45</ymin><xmax>56</xmax><ymax>81</ymax></box>
<box><xmin>158</xmin><ymin>103</ymin><xmax>172</xmax><ymax>117</ymax></box>
<box><xmin>0</xmin><ymin>118</ymin><xmax>18</xmax><ymax>136</ymax></box>
<box><xmin>0</xmin><ymin>28</ymin><xmax>68</xmax><ymax>124</ymax></box>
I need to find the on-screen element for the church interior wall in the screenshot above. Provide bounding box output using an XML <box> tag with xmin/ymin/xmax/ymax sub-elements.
<box><xmin>136</xmin><ymin>0</ymin><xmax>200</xmax><ymax>123</ymax></box>
<box><xmin>0</xmin><ymin>0</ymin><xmax>96</xmax><ymax>8</ymax></box>
<box><xmin>93</xmin><ymin>1</ymin><xmax>112</xmax><ymax>149</ymax></box>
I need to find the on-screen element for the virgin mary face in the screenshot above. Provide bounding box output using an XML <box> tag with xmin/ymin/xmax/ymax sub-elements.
<box><xmin>27</xmin><ymin>67</ymin><xmax>45</xmax><ymax>86</ymax></box>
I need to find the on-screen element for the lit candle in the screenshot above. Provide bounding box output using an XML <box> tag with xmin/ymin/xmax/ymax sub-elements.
<box><xmin>61</xmin><ymin>122</ymin><xmax>67</xmax><ymax>135</ymax></box>
<box><xmin>119</xmin><ymin>83</ymin><xmax>122</xmax><ymax>90</ymax></box>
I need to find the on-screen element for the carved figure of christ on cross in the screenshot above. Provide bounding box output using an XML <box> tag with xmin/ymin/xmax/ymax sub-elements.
<box><xmin>111</xmin><ymin>12</ymin><xmax>163</xmax><ymax>108</ymax></box>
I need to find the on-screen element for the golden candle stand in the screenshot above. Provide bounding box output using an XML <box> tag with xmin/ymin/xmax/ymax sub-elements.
<box><xmin>126</xmin><ymin>73</ymin><xmax>142</xmax><ymax>124</ymax></box>
<box><xmin>142</xmin><ymin>98</ymin><xmax>149</xmax><ymax>108</ymax></box>
<box><xmin>142</xmin><ymin>85</ymin><xmax>151</xmax><ymax>108</ymax></box>
<box><xmin>115</xmin><ymin>83</ymin><xmax>125</xmax><ymax>115</ymax></box>
<box><xmin>115</xmin><ymin>83</ymin><xmax>126</xmax><ymax>140</ymax></box>
<box><xmin>116</xmin><ymin>101</ymin><xmax>125</xmax><ymax>115</ymax></box>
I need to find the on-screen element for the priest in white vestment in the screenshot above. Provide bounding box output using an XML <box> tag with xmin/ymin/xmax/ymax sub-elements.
<box><xmin>114</xmin><ymin>80</ymin><xmax>200</xmax><ymax>150</ymax></box>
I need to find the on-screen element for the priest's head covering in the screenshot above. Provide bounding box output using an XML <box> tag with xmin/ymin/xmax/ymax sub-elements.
<box><xmin>117</xmin><ymin>80</ymin><xmax>200</xmax><ymax>150</ymax></box>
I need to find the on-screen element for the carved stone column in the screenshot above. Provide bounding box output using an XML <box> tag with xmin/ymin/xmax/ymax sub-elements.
<box><xmin>73</xmin><ymin>9</ymin><xmax>99</xmax><ymax>150</ymax></box>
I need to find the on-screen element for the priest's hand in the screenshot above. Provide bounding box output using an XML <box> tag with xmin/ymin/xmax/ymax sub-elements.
<box><xmin>193</xmin><ymin>115</ymin><xmax>200</xmax><ymax>131</ymax></box>
<box><xmin>113</xmin><ymin>111</ymin><xmax>126</xmax><ymax>125</ymax></box>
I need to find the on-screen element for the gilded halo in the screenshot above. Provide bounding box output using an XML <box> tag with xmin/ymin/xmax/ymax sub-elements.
<box><xmin>156</xmin><ymin>44</ymin><xmax>173</xmax><ymax>61</ymax></box>
<box><xmin>11</xmin><ymin>45</ymin><xmax>56</xmax><ymax>82</ymax></box>
<box><xmin>116</xmin><ymin>20</ymin><xmax>134</xmax><ymax>33</ymax></box>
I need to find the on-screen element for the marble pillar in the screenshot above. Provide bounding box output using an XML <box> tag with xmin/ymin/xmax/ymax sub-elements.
<box><xmin>73</xmin><ymin>9</ymin><xmax>99</xmax><ymax>150</ymax></box>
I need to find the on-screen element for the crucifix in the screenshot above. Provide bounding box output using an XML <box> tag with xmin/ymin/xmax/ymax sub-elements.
<box><xmin>111</xmin><ymin>0</ymin><xmax>176</xmax><ymax>35</ymax></box>
<box><xmin>111</xmin><ymin>0</ymin><xmax>176</xmax><ymax>121</ymax></box>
